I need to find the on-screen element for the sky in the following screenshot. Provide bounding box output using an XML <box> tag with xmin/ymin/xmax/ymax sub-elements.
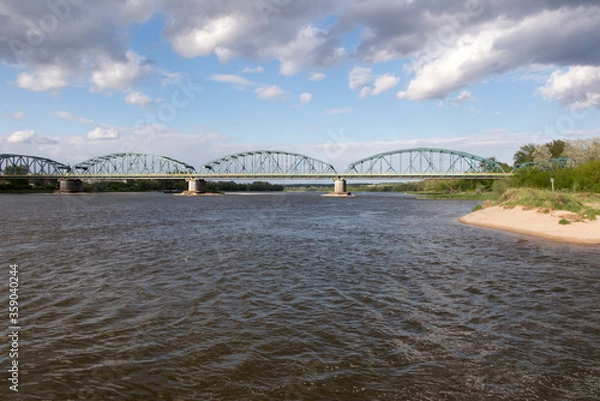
<box><xmin>1</xmin><ymin>0</ymin><xmax>600</xmax><ymax>172</ymax></box>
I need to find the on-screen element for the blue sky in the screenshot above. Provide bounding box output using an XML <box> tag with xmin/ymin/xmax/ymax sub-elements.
<box><xmin>1</xmin><ymin>0</ymin><xmax>600</xmax><ymax>170</ymax></box>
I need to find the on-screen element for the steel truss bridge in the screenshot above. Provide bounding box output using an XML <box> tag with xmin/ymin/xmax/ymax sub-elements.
<box><xmin>1</xmin><ymin>149</ymin><xmax>510</xmax><ymax>181</ymax></box>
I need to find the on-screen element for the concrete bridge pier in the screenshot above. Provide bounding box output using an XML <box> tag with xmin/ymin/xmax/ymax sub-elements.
<box><xmin>186</xmin><ymin>178</ymin><xmax>207</xmax><ymax>193</ymax></box>
<box><xmin>59</xmin><ymin>179</ymin><xmax>84</xmax><ymax>193</ymax></box>
<box><xmin>322</xmin><ymin>177</ymin><xmax>354</xmax><ymax>197</ymax></box>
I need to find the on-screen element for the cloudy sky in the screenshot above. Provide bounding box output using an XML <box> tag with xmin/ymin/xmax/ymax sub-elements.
<box><xmin>1</xmin><ymin>0</ymin><xmax>599</xmax><ymax>170</ymax></box>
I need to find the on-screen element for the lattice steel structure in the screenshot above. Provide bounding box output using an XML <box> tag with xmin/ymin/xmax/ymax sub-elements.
<box><xmin>68</xmin><ymin>153</ymin><xmax>196</xmax><ymax>178</ymax></box>
<box><xmin>345</xmin><ymin>148</ymin><xmax>507</xmax><ymax>178</ymax></box>
<box><xmin>0</xmin><ymin>154</ymin><xmax>70</xmax><ymax>177</ymax></box>
<box><xmin>513</xmin><ymin>158</ymin><xmax>571</xmax><ymax>172</ymax></box>
<box><xmin>199</xmin><ymin>150</ymin><xmax>339</xmax><ymax>178</ymax></box>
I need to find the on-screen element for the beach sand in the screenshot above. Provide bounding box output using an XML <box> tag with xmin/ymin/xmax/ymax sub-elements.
<box><xmin>459</xmin><ymin>206</ymin><xmax>600</xmax><ymax>245</ymax></box>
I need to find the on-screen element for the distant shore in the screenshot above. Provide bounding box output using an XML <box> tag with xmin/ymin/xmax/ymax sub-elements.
<box><xmin>460</xmin><ymin>205</ymin><xmax>600</xmax><ymax>245</ymax></box>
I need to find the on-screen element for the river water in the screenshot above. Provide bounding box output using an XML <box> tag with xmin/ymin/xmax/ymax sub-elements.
<box><xmin>1</xmin><ymin>192</ymin><xmax>599</xmax><ymax>400</ymax></box>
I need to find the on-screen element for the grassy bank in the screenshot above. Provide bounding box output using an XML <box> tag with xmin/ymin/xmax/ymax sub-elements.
<box><xmin>486</xmin><ymin>188</ymin><xmax>600</xmax><ymax>220</ymax></box>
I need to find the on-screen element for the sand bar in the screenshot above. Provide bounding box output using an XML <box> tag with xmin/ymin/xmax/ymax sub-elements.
<box><xmin>460</xmin><ymin>206</ymin><xmax>600</xmax><ymax>245</ymax></box>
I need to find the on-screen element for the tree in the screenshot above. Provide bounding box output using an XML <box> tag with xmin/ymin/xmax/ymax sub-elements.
<box><xmin>533</xmin><ymin>145</ymin><xmax>552</xmax><ymax>170</ymax></box>
<box><xmin>513</xmin><ymin>144</ymin><xmax>537</xmax><ymax>166</ymax></box>
<box><xmin>562</xmin><ymin>138</ymin><xmax>600</xmax><ymax>167</ymax></box>
<box><xmin>547</xmin><ymin>139</ymin><xmax>565</xmax><ymax>159</ymax></box>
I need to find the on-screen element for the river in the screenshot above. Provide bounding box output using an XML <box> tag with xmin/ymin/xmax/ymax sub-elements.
<box><xmin>1</xmin><ymin>192</ymin><xmax>598</xmax><ymax>400</ymax></box>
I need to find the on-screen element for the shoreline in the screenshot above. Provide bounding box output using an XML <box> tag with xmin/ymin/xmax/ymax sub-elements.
<box><xmin>460</xmin><ymin>205</ymin><xmax>600</xmax><ymax>245</ymax></box>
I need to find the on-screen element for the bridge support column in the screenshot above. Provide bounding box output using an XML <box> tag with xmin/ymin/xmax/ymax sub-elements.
<box><xmin>186</xmin><ymin>179</ymin><xmax>207</xmax><ymax>193</ymax></box>
<box><xmin>59</xmin><ymin>179</ymin><xmax>84</xmax><ymax>193</ymax></box>
<box><xmin>322</xmin><ymin>178</ymin><xmax>354</xmax><ymax>197</ymax></box>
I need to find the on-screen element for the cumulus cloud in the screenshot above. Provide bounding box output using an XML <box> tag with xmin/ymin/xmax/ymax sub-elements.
<box><xmin>300</xmin><ymin>92</ymin><xmax>312</xmax><ymax>103</ymax></box>
<box><xmin>539</xmin><ymin>66</ymin><xmax>600</xmax><ymax>109</ymax></box>
<box><xmin>7</xmin><ymin>130</ymin><xmax>57</xmax><ymax>145</ymax></box>
<box><xmin>160</xmin><ymin>0</ymin><xmax>344</xmax><ymax>74</ymax></box>
<box><xmin>125</xmin><ymin>91</ymin><xmax>154</xmax><ymax>107</ymax></box>
<box><xmin>255</xmin><ymin>84</ymin><xmax>284</xmax><ymax>100</ymax></box>
<box><xmin>269</xmin><ymin>25</ymin><xmax>340</xmax><ymax>76</ymax></box>
<box><xmin>397</xmin><ymin>5</ymin><xmax>600</xmax><ymax>100</ymax></box>
<box><xmin>8</xmin><ymin>130</ymin><xmax>36</xmax><ymax>143</ymax></box>
<box><xmin>348</xmin><ymin>67</ymin><xmax>399</xmax><ymax>98</ymax></box>
<box><xmin>90</xmin><ymin>51</ymin><xmax>152</xmax><ymax>92</ymax></box>
<box><xmin>15</xmin><ymin>65</ymin><xmax>70</xmax><ymax>93</ymax></box>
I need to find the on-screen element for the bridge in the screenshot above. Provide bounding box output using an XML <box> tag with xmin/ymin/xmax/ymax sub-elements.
<box><xmin>1</xmin><ymin>149</ymin><xmax>510</xmax><ymax>193</ymax></box>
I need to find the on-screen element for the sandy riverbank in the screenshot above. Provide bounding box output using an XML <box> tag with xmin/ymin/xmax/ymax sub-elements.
<box><xmin>460</xmin><ymin>206</ymin><xmax>600</xmax><ymax>245</ymax></box>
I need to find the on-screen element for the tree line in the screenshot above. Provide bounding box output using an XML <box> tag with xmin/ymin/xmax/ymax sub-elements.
<box><xmin>510</xmin><ymin>138</ymin><xmax>600</xmax><ymax>193</ymax></box>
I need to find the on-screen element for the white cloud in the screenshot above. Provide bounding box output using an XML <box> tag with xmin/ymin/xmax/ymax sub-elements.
<box><xmin>16</xmin><ymin>66</ymin><xmax>69</xmax><ymax>93</ymax></box>
<box><xmin>300</xmin><ymin>92</ymin><xmax>312</xmax><ymax>104</ymax></box>
<box><xmin>8</xmin><ymin>130</ymin><xmax>36</xmax><ymax>143</ymax></box>
<box><xmin>452</xmin><ymin>90</ymin><xmax>478</xmax><ymax>105</ymax></box>
<box><xmin>348</xmin><ymin>67</ymin><xmax>373</xmax><ymax>91</ymax></box>
<box><xmin>270</xmin><ymin>25</ymin><xmax>328</xmax><ymax>76</ymax></box>
<box><xmin>6</xmin><ymin>130</ymin><xmax>57</xmax><ymax>145</ymax></box>
<box><xmin>243</xmin><ymin>66</ymin><xmax>264</xmax><ymax>73</ymax></box>
<box><xmin>308</xmin><ymin>72</ymin><xmax>325</xmax><ymax>81</ymax></box>
<box><xmin>397</xmin><ymin>6</ymin><xmax>600</xmax><ymax>100</ymax></box>
<box><xmin>349</xmin><ymin>67</ymin><xmax>398</xmax><ymax>98</ymax></box>
<box><xmin>90</xmin><ymin>51</ymin><xmax>152</xmax><ymax>92</ymax></box>
<box><xmin>255</xmin><ymin>84</ymin><xmax>284</xmax><ymax>100</ymax></box>
<box><xmin>168</xmin><ymin>15</ymin><xmax>243</xmax><ymax>59</ymax></box>
<box><xmin>371</xmin><ymin>74</ymin><xmax>400</xmax><ymax>96</ymax></box>
<box><xmin>87</xmin><ymin>127</ymin><xmax>120</xmax><ymax>140</ymax></box>
<box><xmin>539</xmin><ymin>66</ymin><xmax>600</xmax><ymax>109</ymax></box>
<box><xmin>125</xmin><ymin>91</ymin><xmax>153</xmax><ymax>107</ymax></box>
<box><xmin>209</xmin><ymin>74</ymin><xmax>255</xmax><ymax>87</ymax></box>
<box><xmin>160</xmin><ymin>2</ymin><xmax>344</xmax><ymax>74</ymax></box>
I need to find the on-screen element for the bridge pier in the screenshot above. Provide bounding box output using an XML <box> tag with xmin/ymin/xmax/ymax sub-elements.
<box><xmin>322</xmin><ymin>178</ymin><xmax>354</xmax><ymax>197</ymax></box>
<box><xmin>59</xmin><ymin>179</ymin><xmax>84</xmax><ymax>193</ymax></box>
<box><xmin>186</xmin><ymin>178</ymin><xmax>207</xmax><ymax>193</ymax></box>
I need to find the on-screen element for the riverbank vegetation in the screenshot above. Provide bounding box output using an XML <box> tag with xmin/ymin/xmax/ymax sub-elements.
<box><xmin>488</xmin><ymin>188</ymin><xmax>600</xmax><ymax>220</ymax></box>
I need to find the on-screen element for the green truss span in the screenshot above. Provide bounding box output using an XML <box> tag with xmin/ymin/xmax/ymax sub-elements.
<box><xmin>69</xmin><ymin>153</ymin><xmax>196</xmax><ymax>176</ymax></box>
<box><xmin>200</xmin><ymin>150</ymin><xmax>339</xmax><ymax>177</ymax></box>
<box><xmin>345</xmin><ymin>148</ymin><xmax>506</xmax><ymax>176</ymax></box>
<box><xmin>0</xmin><ymin>153</ymin><xmax>70</xmax><ymax>176</ymax></box>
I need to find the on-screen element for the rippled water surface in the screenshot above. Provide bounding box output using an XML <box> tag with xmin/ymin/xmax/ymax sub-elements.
<box><xmin>1</xmin><ymin>192</ymin><xmax>599</xmax><ymax>400</ymax></box>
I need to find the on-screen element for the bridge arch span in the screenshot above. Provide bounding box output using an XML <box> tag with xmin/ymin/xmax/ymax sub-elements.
<box><xmin>346</xmin><ymin>148</ymin><xmax>506</xmax><ymax>177</ymax></box>
<box><xmin>199</xmin><ymin>150</ymin><xmax>338</xmax><ymax>177</ymax></box>
<box><xmin>0</xmin><ymin>154</ymin><xmax>70</xmax><ymax>176</ymax></box>
<box><xmin>69</xmin><ymin>153</ymin><xmax>196</xmax><ymax>176</ymax></box>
